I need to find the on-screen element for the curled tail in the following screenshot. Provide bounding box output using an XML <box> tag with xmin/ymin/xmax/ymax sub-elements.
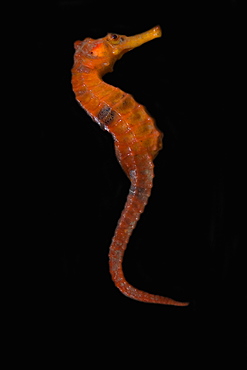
<box><xmin>109</xmin><ymin>155</ymin><xmax>189</xmax><ymax>306</ymax></box>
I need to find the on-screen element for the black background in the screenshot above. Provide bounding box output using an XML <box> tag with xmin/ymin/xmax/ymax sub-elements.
<box><xmin>27</xmin><ymin>0</ymin><xmax>245</xmax><ymax>365</ymax></box>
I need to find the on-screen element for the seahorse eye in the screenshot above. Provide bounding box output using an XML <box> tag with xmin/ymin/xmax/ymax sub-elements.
<box><xmin>108</xmin><ymin>33</ymin><xmax>122</xmax><ymax>45</ymax></box>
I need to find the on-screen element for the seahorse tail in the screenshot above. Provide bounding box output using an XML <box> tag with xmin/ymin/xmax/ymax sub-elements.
<box><xmin>109</xmin><ymin>187</ymin><xmax>189</xmax><ymax>306</ymax></box>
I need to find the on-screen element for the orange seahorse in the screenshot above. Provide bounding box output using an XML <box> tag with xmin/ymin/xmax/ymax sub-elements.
<box><xmin>71</xmin><ymin>26</ymin><xmax>188</xmax><ymax>306</ymax></box>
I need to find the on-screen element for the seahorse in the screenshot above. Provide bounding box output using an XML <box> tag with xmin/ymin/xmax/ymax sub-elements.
<box><xmin>71</xmin><ymin>26</ymin><xmax>188</xmax><ymax>306</ymax></box>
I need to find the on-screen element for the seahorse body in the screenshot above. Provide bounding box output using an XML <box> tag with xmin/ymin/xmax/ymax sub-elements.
<box><xmin>72</xmin><ymin>26</ymin><xmax>188</xmax><ymax>306</ymax></box>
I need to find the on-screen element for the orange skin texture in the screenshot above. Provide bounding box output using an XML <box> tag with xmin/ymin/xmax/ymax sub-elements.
<box><xmin>71</xmin><ymin>26</ymin><xmax>189</xmax><ymax>306</ymax></box>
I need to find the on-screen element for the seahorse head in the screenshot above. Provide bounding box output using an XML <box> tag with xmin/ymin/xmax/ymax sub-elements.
<box><xmin>73</xmin><ymin>26</ymin><xmax>162</xmax><ymax>75</ymax></box>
